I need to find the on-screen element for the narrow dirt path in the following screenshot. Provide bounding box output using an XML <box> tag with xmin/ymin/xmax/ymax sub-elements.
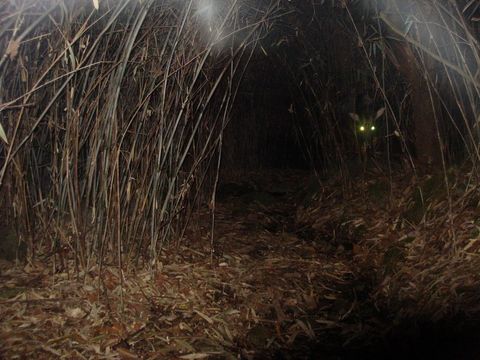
<box><xmin>200</xmin><ymin>171</ymin><xmax>382</xmax><ymax>358</ymax></box>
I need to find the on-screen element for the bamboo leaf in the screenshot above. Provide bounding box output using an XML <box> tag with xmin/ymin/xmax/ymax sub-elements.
<box><xmin>194</xmin><ymin>309</ymin><xmax>214</xmax><ymax>324</ymax></box>
<box><xmin>92</xmin><ymin>0</ymin><xmax>99</xmax><ymax>10</ymax></box>
<box><xmin>0</xmin><ymin>122</ymin><xmax>8</xmax><ymax>144</ymax></box>
<box><xmin>179</xmin><ymin>354</ymin><xmax>209</xmax><ymax>360</ymax></box>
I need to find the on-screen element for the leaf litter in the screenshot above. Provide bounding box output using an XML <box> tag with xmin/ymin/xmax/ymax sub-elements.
<box><xmin>1</xmin><ymin>168</ymin><xmax>480</xmax><ymax>358</ymax></box>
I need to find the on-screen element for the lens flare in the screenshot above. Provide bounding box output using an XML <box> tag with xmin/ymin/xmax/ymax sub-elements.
<box><xmin>195</xmin><ymin>0</ymin><xmax>215</xmax><ymax>32</ymax></box>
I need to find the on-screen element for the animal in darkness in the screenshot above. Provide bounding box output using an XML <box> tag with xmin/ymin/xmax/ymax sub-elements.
<box><xmin>349</xmin><ymin>107</ymin><xmax>386</xmax><ymax>163</ymax></box>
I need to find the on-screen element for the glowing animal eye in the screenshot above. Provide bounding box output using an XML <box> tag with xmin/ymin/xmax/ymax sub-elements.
<box><xmin>371</xmin><ymin>126</ymin><xmax>375</xmax><ymax>131</ymax></box>
<box><xmin>359</xmin><ymin>126</ymin><xmax>365</xmax><ymax>131</ymax></box>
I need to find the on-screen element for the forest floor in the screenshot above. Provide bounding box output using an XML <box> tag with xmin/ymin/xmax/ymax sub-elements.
<box><xmin>1</xmin><ymin>168</ymin><xmax>480</xmax><ymax>359</ymax></box>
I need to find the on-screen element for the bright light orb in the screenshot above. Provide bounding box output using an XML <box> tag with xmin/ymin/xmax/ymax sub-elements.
<box><xmin>359</xmin><ymin>126</ymin><xmax>365</xmax><ymax>132</ymax></box>
<box><xmin>371</xmin><ymin>125</ymin><xmax>375</xmax><ymax>131</ymax></box>
<box><xmin>196</xmin><ymin>0</ymin><xmax>216</xmax><ymax>33</ymax></box>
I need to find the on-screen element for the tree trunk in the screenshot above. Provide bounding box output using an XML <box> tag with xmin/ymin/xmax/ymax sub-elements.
<box><xmin>391</xmin><ymin>41</ymin><xmax>442</xmax><ymax>166</ymax></box>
